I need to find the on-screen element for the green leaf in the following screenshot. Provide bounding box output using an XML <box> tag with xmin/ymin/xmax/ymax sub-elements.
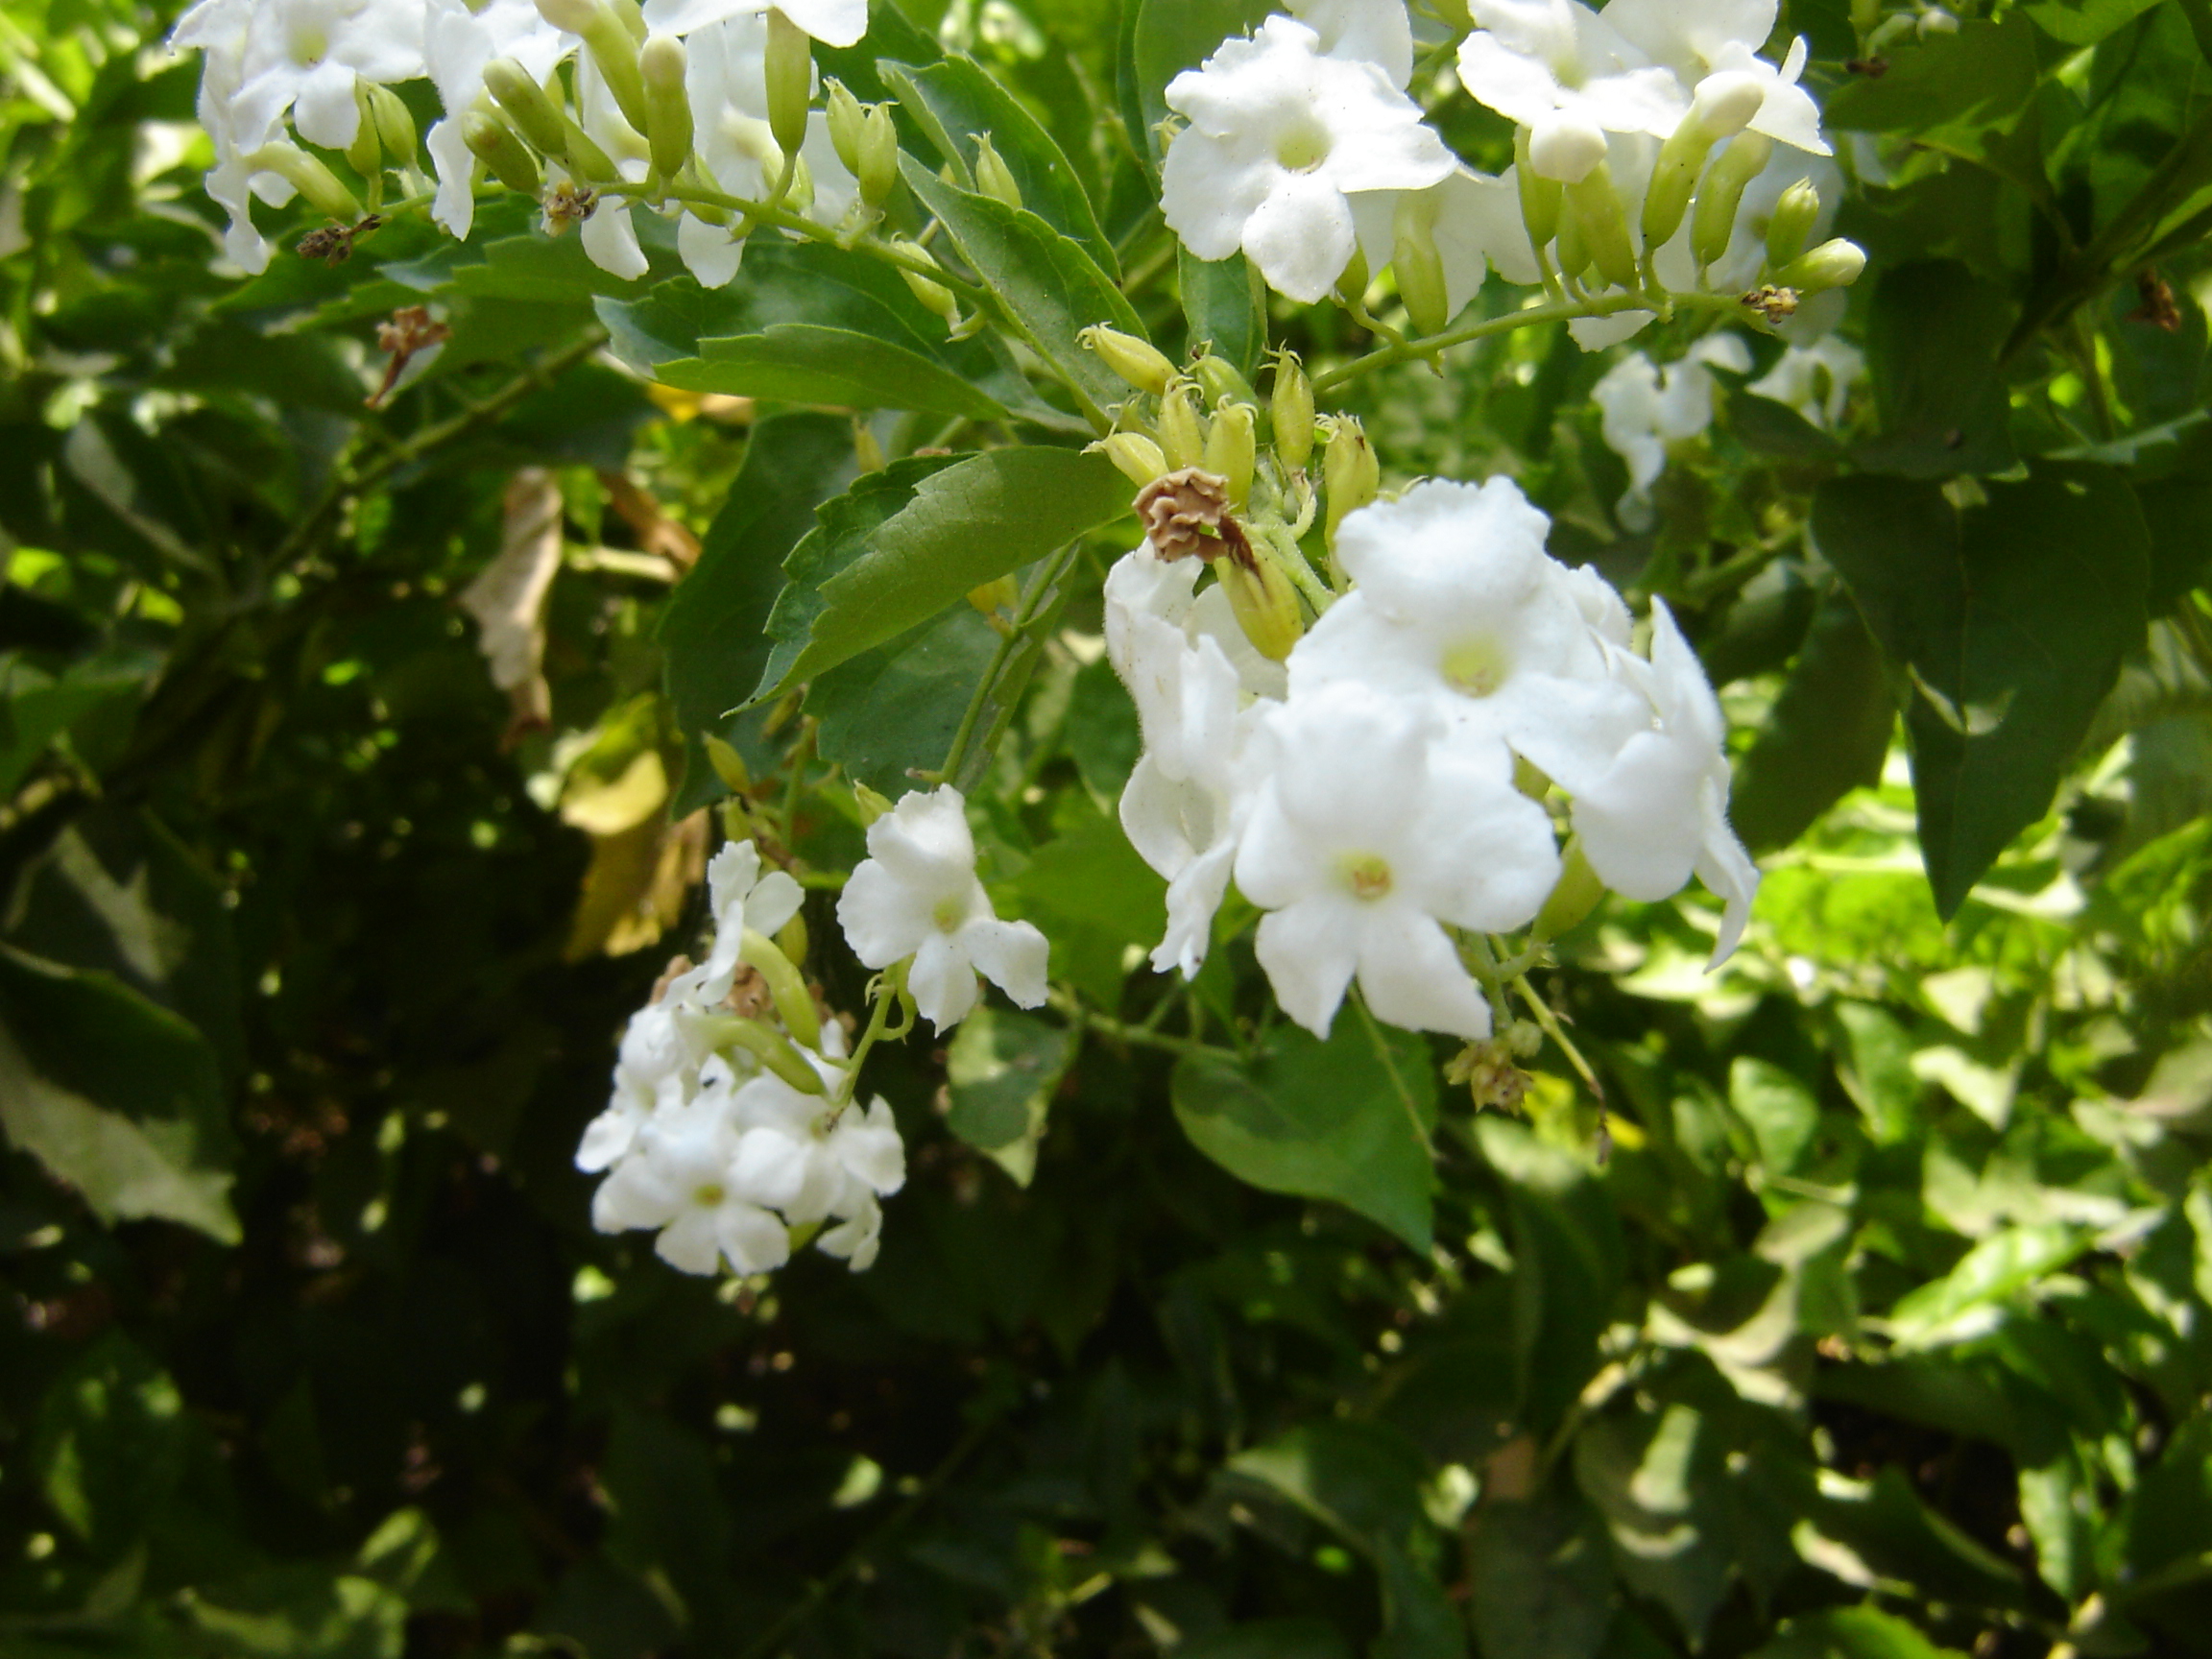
<box><xmin>1729</xmin><ymin>1057</ymin><xmax>1821</xmax><ymax>1177</ymax></box>
<box><xmin>1813</xmin><ymin>466</ymin><xmax>2152</xmax><ymax>915</ymax></box>
<box><xmin>1005</xmin><ymin>803</ymin><xmax>1166</xmax><ymax>1006</ymax></box>
<box><xmin>1852</xmin><ymin>260</ymin><xmax>2018</xmax><ymax>478</ymax></box>
<box><xmin>0</xmin><ymin>649</ymin><xmax>151</xmax><ymax>799</ymax></box>
<box><xmin>1573</xmin><ymin>1404</ymin><xmax>1732</xmax><ymax>1644</ymax></box>
<box><xmin>1178</xmin><ymin>1623</ymin><xmax>1355</xmax><ymax>1659</ymax></box>
<box><xmin>902</xmin><ymin>156</ymin><xmax>1149</xmax><ymax>419</ymax></box>
<box><xmin>1727</xmin><ymin>590</ymin><xmax>1895</xmax><ymax>854</ymax></box>
<box><xmin>1463</xmin><ymin>1485</ymin><xmax>1614</xmax><ymax>1659</ymax></box>
<box><xmin>1170</xmin><ymin>1020</ymin><xmax>1437</xmax><ymax>1252</ymax></box>
<box><xmin>879</xmin><ymin>57</ymin><xmax>1118</xmax><ymax>276</ymax></box>
<box><xmin>0</xmin><ymin>944</ymin><xmax>238</xmax><ymax>1241</ymax></box>
<box><xmin>945</xmin><ymin>1007</ymin><xmax>1076</xmax><ymax>1187</ymax></box>
<box><xmin>806</xmin><ymin>602</ymin><xmax>1000</xmax><ymax>794</ymax></box>
<box><xmin>1886</xmin><ymin>1223</ymin><xmax>2088</xmax><ymax>1347</ymax></box>
<box><xmin>2023</xmin><ymin>0</ymin><xmax>2165</xmax><ymax>44</ymax></box>
<box><xmin>1823</xmin><ymin>16</ymin><xmax>2043</xmax><ymax>192</ymax></box>
<box><xmin>1230</xmin><ymin>1420</ymin><xmax>1431</xmax><ymax>1551</ymax></box>
<box><xmin>1747</xmin><ymin>1608</ymin><xmax>1962</xmax><ymax>1659</ymax></box>
<box><xmin>759</xmin><ymin>445</ymin><xmax>1131</xmax><ymax>697</ymax></box>
<box><xmin>1179</xmin><ymin>247</ymin><xmax>1265</xmax><ymax>379</ymax></box>
<box><xmin>1129</xmin><ymin>0</ymin><xmax>1272</xmax><ymax>169</ymax></box>
<box><xmin>664</xmin><ymin>325</ymin><xmax>1009</xmax><ymax>419</ymax></box>
<box><xmin>659</xmin><ymin>412</ymin><xmax>857</xmax><ymax>812</ymax></box>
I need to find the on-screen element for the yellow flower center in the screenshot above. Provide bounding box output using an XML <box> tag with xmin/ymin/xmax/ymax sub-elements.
<box><xmin>289</xmin><ymin>21</ymin><xmax>329</xmax><ymax>64</ymax></box>
<box><xmin>693</xmin><ymin>1183</ymin><xmax>726</xmax><ymax>1208</ymax></box>
<box><xmin>1275</xmin><ymin>120</ymin><xmax>1333</xmax><ymax>175</ymax></box>
<box><xmin>1441</xmin><ymin>637</ymin><xmax>1511</xmax><ymax>698</ymax></box>
<box><xmin>932</xmin><ymin>895</ymin><xmax>968</xmax><ymax>932</ymax></box>
<box><xmin>1342</xmin><ymin>854</ymin><xmax>1394</xmax><ymax>902</ymax></box>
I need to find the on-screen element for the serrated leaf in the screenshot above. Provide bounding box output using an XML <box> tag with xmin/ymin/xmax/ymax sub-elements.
<box><xmin>762</xmin><ymin>445</ymin><xmax>1131</xmax><ymax>696</ymax></box>
<box><xmin>902</xmin><ymin>156</ymin><xmax>1149</xmax><ymax>419</ymax></box>
<box><xmin>1729</xmin><ymin>590</ymin><xmax>1895</xmax><ymax>854</ymax></box>
<box><xmin>1813</xmin><ymin>466</ymin><xmax>2151</xmax><ymax>916</ymax></box>
<box><xmin>880</xmin><ymin>57</ymin><xmax>1117</xmax><ymax>276</ymax></box>
<box><xmin>1170</xmin><ymin>1020</ymin><xmax>1436</xmax><ymax>1252</ymax></box>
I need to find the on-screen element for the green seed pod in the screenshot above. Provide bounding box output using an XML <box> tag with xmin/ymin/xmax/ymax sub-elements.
<box><xmin>484</xmin><ymin>57</ymin><xmax>569</xmax><ymax>156</ymax></box>
<box><xmin>824</xmin><ymin>78</ymin><xmax>864</xmax><ymax>175</ymax></box>
<box><xmin>1565</xmin><ymin>162</ymin><xmax>1640</xmax><ymax>291</ymax></box>
<box><xmin>1090</xmin><ymin>432</ymin><xmax>1168</xmax><ymax>487</ymax></box>
<box><xmin>1157</xmin><ymin>381</ymin><xmax>1206</xmax><ymax>472</ymax></box>
<box><xmin>1392</xmin><ymin>190</ymin><xmax>1452</xmax><ymax>336</ymax></box>
<box><xmin>1191</xmin><ymin>351</ymin><xmax>1258</xmax><ymax>410</ymax></box>
<box><xmin>1514</xmin><ymin>128</ymin><xmax>1563</xmax><ymax>250</ymax></box>
<box><xmin>368</xmin><ymin>84</ymin><xmax>420</xmax><ymax>167</ymax></box>
<box><xmin>347</xmin><ymin>84</ymin><xmax>384</xmax><ymax>179</ymax></box>
<box><xmin>763</xmin><ymin>7</ymin><xmax>814</xmax><ymax>177</ymax></box>
<box><xmin>1220</xmin><ymin>555</ymin><xmax>1303</xmax><ymax>664</ymax></box>
<box><xmin>857</xmin><ymin>104</ymin><xmax>899</xmax><ymax>207</ymax></box>
<box><xmin>705</xmin><ymin>735</ymin><xmax>752</xmax><ymax>794</ymax></box>
<box><xmin>462</xmin><ymin>113</ymin><xmax>541</xmax><ymax>196</ymax></box>
<box><xmin>1322</xmin><ymin>416</ymin><xmax>1379</xmax><ymax>545</ymax></box>
<box><xmin>1765</xmin><ymin>178</ymin><xmax>1822</xmax><ymax>269</ymax></box>
<box><xmin>1691</xmin><ymin>131</ymin><xmax>1775</xmax><ymax>270</ymax></box>
<box><xmin>1203</xmin><ymin>402</ymin><xmax>1257</xmax><ymax>512</ymax></box>
<box><xmin>1078</xmin><ymin>325</ymin><xmax>1176</xmax><ymax>397</ymax></box>
<box><xmin>640</xmin><ymin>36</ymin><xmax>693</xmax><ymax>180</ymax></box>
<box><xmin>1774</xmin><ymin>237</ymin><xmax>1867</xmax><ymax>294</ymax></box>
<box><xmin>1270</xmin><ymin>351</ymin><xmax>1315</xmax><ymax>471</ymax></box>
<box><xmin>893</xmin><ymin>239</ymin><xmax>959</xmax><ymax>321</ymax></box>
<box><xmin>740</xmin><ymin>928</ymin><xmax>822</xmax><ymax>1052</ymax></box>
<box><xmin>972</xmin><ymin>134</ymin><xmax>1022</xmax><ymax>209</ymax></box>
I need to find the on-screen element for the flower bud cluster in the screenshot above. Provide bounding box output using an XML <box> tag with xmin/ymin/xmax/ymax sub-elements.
<box><xmin>171</xmin><ymin>0</ymin><xmax>874</xmax><ymax>283</ymax></box>
<box><xmin>1102</xmin><ymin>378</ymin><xmax>1760</xmax><ymax>1043</ymax></box>
<box><xmin>1159</xmin><ymin>0</ymin><xmax>1867</xmax><ymax>350</ymax></box>
<box><xmin>578</xmin><ymin>838</ymin><xmax>905</xmax><ymax>1278</ymax></box>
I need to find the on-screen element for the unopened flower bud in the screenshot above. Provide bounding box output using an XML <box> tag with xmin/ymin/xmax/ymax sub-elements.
<box><xmin>1765</xmin><ymin>178</ymin><xmax>1821</xmax><ymax>268</ymax></box>
<box><xmin>1691</xmin><ymin>131</ymin><xmax>1775</xmax><ymax>270</ymax></box>
<box><xmin>1203</xmin><ymin>402</ymin><xmax>1257</xmax><ymax>511</ymax></box>
<box><xmin>1090</xmin><ymin>431</ymin><xmax>1168</xmax><ymax>486</ymax></box>
<box><xmin>858</xmin><ymin>104</ymin><xmax>899</xmax><ymax>207</ymax></box>
<box><xmin>853</xmin><ymin>417</ymin><xmax>886</xmax><ymax>473</ymax></box>
<box><xmin>1270</xmin><ymin>351</ymin><xmax>1315</xmax><ymax>470</ymax></box>
<box><xmin>1514</xmin><ymin>128</ymin><xmax>1563</xmax><ymax>248</ymax></box>
<box><xmin>1642</xmin><ymin>121</ymin><xmax>1717</xmax><ymax>252</ymax></box>
<box><xmin>1157</xmin><ymin>380</ymin><xmax>1206</xmax><ymax>472</ymax></box>
<box><xmin>370</xmin><ymin>84</ymin><xmax>420</xmax><ymax>166</ymax></box>
<box><xmin>853</xmin><ymin>782</ymin><xmax>894</xmax><ymax>825</ymax></box>
<box><xmin>1192</xmin><ymin>352</ymin><xmax>1258</xmax><ymax>410</ymax></box>
<box><xmin>460</xmin><ymin>114</ymin><xmax>541</xmax><ymax>194</ymax></box>
<box><xmin>825</xmin><ymin>78</ymin><xmax>865</xmax><ymax>174</ymax></box>
<box><xmin>1392</xmin><ymin>190</ymin><xmax>1452</xmax><ymax>336</ymax></box>
<box><xmin>1334</xmin><ymin>244</ymin><xmax>1370</xmax><ymax>305</ymax></box>
<box><xmin>718</xmin><ymin>1014</ymin><xmax>827</xmax><ymax>1094</ymax></box>
<box><xmin>484</xmin><ymin>58</ymin><xmax>569</xmax><ymax>156</ymax></box>
<box><xmin>777</xmin><ymin>911</ymin><xmax>809</xmax><ymax>972</ymax></box>
<box><xmin>763</xmin><ymin>6</ymin><xmax>814</xmax><ymax>172</ymax></box>
<box><xmin>640</xmin><ymin>36</ymin><xmax>693</xmax><ymax>180</ymax></box>
<box><xmin>538</xmin><ymin>0</ymin><xmax>649</xmax><ymax>136</ymax></box>
<box><xmin>1918</xmin><ymin>7</ymin><xmax>1959</xmax><ymax>35</ymax></box>
<box><xmin>1527</xmin><ymin>114</ymin><xmax>1607</xmax><ymax>183</ymax></box>
<box><xmin>346</xmin><ymin>85</ymin><xmax>384</xmax><ymax>179</ymax></box>
<box><xmin>1555</xmin><ymin>208</ymin><xmax>1591</xmax><ymax>284</ymax></box>
<box><xmin>739</xmin><ymin>927</ymin><xmax>822</xmax><ymax>1051</ymax></box>
<box><xmin>1565</xmin><ymin>162</ymin><xmax>1639</xmax><ymax>291</ymax></box>
<box><xmin>1220</xmin><ymin>553</ymin><xmax>1302</xmax><ymax>663</ymax></box>
<box><xmin>1774</xmin><ymin>237</ymin><xmax>1866</xmax><ymax>294</ymax></box>
<box><xmin>1534</xmin><ymin>841</ymin><xmax>1604</xmax><ymax>941</ymax></box>
<box><xmin>705</xmin><ymin>735</ymin><xmax>753</xmax><ymax>793</ymax></box>
<box><xmin>893</xmin><ymin>239</ymin><xmax>958</xmax><ymax>320</ymax></box>
<box><xmin>250</xmin><ymin>142</ymin><xmax>365</xmax><ymax>221</ymax></box>
<box><xmin>972</xmin><ymin>133</ymin><xmax>1022</xmax><ymax>209</ymax></box>
<box><xmin>1079</xmin><ymin>325</ymin><xmax>1175</xmax><ymax>397</ymax></box>
<box><xmin>560</xmin><ymin>113</ymin><xmax>621</xmax><ymax>184</ymax></box>
<box><xmin>1687</xmin><ymin>71</ymin><xmax>1766</xmax><ymax>141</ymax></box>
<box><xmin>1322</xmin><ymin>417</ymin><xmax>1379</xmax><ymax>544</ymax></box>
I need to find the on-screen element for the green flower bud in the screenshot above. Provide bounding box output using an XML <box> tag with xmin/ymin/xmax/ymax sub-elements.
<box><xmin>368</xmin><ymin>84</ymin><xmax>420</xmax><ymax>168</ymax></box>
<box><xmin>1334</xmin><ymin>243</ymin><xmax>1371</xmax><ymax>305</ymax></box>
<box><xmin>1078</xmin><ymin>325</ymin><xmax>1176</xmax><ymax>397</ymax></box>
<box><xmin>1392</xmin><ymin>189</ymin><xmax>1452</xmax><ymax>336</ymax></box>
<box><xmin>824</xmin><ymin>78</ymin><xmax>864</xmax><ymax>175</ymax></box>
<box><xmin>853</xmin><ymin>782</ymin><xmax>894</xmax><ymax>825</ymax></box>
<box><xmin>1157</xmin><ymin>380</ymin><xmax>1206</xmax><ymax>472</ymax></box>
<box><xmin>1322</xmin><ymin>416</ymin><xmax>1379</xmax><ymax>545</ymax></box>
<box><xmin>347</xmin><ymin>84</ymin><xmax>384</xmax><ymax>179</ymax></box>
<box><xmin>559</xmin><ymin>112</ymin><xmax>621</xmax><ymax>184</ymax></box>
<box><xmin>972</xmin><ymin>133</ymin><xmax>1022</xmax><ymax>209</ymax></box>
<box><xmin>1533</xmin><ymin>841</ymin><xmax>1605</xmax><ymax>941</ymax></box>
<box><xmin>1514</xmin><ymin>128</ymin><xmax>1563</xmax><ymax>250</ymax></box>
<box><xmin>1270</xmin><ymin>350</ymin><xmax>1315</xmax><ymax>471</ymax></box>
<box><xmin>1766</xmin><ymin>179</ymin><xmax>1823</xmax><ymax>269</ymax></box>
<box><xmin>1641</xmin><ymin>121</ymin><xmax>1716</xmax><ymax>253</ymax></box>
<box><xmin>1204</xmin><ymin>402</ymin><xmax>1257</xmax><ymax>512</ymax></box>
<box><xmin>705</xmin><ymin>735</ymin><xmax>752</xmax><ymax>794</ymax></box>
<box><xmin>459</xmin><ymin>113</ymin><xmax>542</xmax><ymax>195</ymax></box>
<box><xmin>776</xmin><ymin>910</ymin><xmax>809</xmax><ymax>971</ymax></box>
<box><xmin>763</xmin><ymin>7</ymin><xmax>814</xmax><ymax>177</ymax></box>
<box><xmin>640</xmin><ymin>36</ymin><xmax>693</xmax><ymax>180</ymax></box>
<box><xmin>1565</xmin><ymin>161</ymin><xmax>1640</xmax><ymax>291</ymax></box>
<box><xmin>1192</xmin><ymin>351</ymin><xmax>1258</xmax><ymax>410</ymax></box>
<box><xmin>538</xmin><ymin>0</ymin><xmax>650</xmax><ymax>135</ymax></box>
<box><xmin>250</xmin><ymin>142</ymin><xmax>366</xmax><ymax>221</ymax></box>
<box><xmin>740</xmin><ymin>927</ymin><xmax>821</xmax><ymax>1052</ymax></box>
<box><xmin>858</xmin><ymin>104</ymin><xmax>899</xmax><ymax>207</ymax></box>
<box><xmin>1554</xmin><ymin>207</ymin><xmax>1591</xmax><ymax>284</ymax></box>
<box><xmin>714</xmin><ymin>1015</ymin><xmax>828</xmax><ymax>1094</ymax></box>
<box><xmin>1220</xmin><ymin>553</ymin><xmax>1303</xmax><ymax>663</ymax></box>
<box><xmin>484</xmin><ymin>57</ymin><xmax>569</xmax><ymax>156</ymax></box>
<box><xmin>1089</xmin><ymin>431</ymin><xmax>1168</xmax><ymax>487</ymax></box>
<box><xmin>1690</xmin><ymin>130</ymin><xmax>1774</xmax><ymax>271</ymax></box>
<box><xmin>893</xmin><ymin>239</ymin><xmax>959</xmax><ymax>321</ymax></box>
<box><xmin>1774</xmin><ymin>237</ymin><xmax>1867</xmax><ymax>294</ymax></box>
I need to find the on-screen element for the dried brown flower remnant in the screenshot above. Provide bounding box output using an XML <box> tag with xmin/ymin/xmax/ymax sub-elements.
<box><xmin>543</xmin><ymin>181</ymin><xmax>597</xmax><ymax>234</ymax></box>
<box><xmin>369</xmin><ymin>304</ymin><xmax>451</xmax><ymax>407</ymax></box>
<box><xmin>1136</xmin><ymin>467</ymin><xmax>1264</xmax><ymax>567</ymax></box>
<box><xmin>296</xmin><ymin>213</ymin><xmax>384</xmax><ymax>265</ymax></box>
<box><xmin>2128</xmin><ymin>269</ymin><xmax>2183</xmax><ymax>331</ymax></box>
<box><xmin>1742</xmin><ymin>284</ymin><xmax>1801</xmax><ymax>325</ymax></box>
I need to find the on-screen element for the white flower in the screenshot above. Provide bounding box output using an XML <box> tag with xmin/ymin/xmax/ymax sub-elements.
<box><xmin>727</xmin><ymin>1070</ymin><xmax>905</xmax><ymax>1270</ymax></box>
<box><xmin>641</xmin><ymin>0</ymin><xmax>871</xmax><ymax>48</ymax></box>
<box><xmin>670</xmin><ymin>838</ymin><xmax>805</xmax><ymax>1006</ymax></box>
<box><xmin>590</xmin><ymin>1087</ymin><xmax>793</xmax><ymax>1275</ymax></box>
<box><xmin>1570</xmin><ymin>599</ymin><xmax>1758</xmax><ymax>963</ymax></box>
<box><xmin>1593</xmin><ymin>333</ymin><xmax>1751</xmax><ymax>528</ymax></box>
<box><xmin>1288</xmin><ymin>0</ymin><xmax>1416</xmax><ymax>87</ymax></box>
<box><xmin>226</xmin><ymin>0</ymin><xmax>426</xmax><ymax>154</ymax></box>
<box><xmin>559</xmin><ymin>53</ymin><xmax>655</xmax><ymax>279</ymax></box>
<box><xmin>1288</xmin><ymin>478</ymin><xmax>1649</xmax><ymax>793</ymax></box>
<box><xmin>836</xmin><ymin>786</ymin><xmax>1050</xmax><ymax>1031</ymax></box>
<box><xmin>1455</xmin><ymin>0</ymin><xmax>1686</xmax><ymax>180</ymax></box>
<box><xmin>1747</xmin><ymin>335</ymin><xmax>1864</xmax><ymax>429</ymax></box>
<box><xmin>1234</xmin><ymin>686</ymin><xmax>1559</xmax><ymax>1040</ymax></box>
<box><xmin>1602</xmin><ymin>0</ymin><xmax>1828</xmax><ymax>156</ymax></box>
<box><xmin>423</xmin><ymin>0</ymin><xmax>578</xmax><ymax>238</ymax></box>
<box><xmin>1162</xmin><ymin>15</ymin><xmax>1455</xmax><ymax>304</ymax></box>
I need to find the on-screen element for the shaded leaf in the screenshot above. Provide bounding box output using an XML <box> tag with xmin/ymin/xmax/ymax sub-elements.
<box><xmin>1730</xmin><ymin>590</ymin><xmax>1895</xmax><ymax>854</ymax></box>
<box><xmin>1851</xmin><ymin>260</ymin><xmax>2018</xmax><ymax>478</ymax></box>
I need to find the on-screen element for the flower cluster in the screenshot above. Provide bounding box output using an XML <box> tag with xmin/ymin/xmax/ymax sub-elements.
<box><xmin>1097</xmin><ymin>353</ymin><xmax>1759</xmax><ymax>1046</ymax></box>
<box><xmin>172</xmin><ymin>0</ymin><xmax>872</xmax><ymax>280</ymax></box>
<box><xmin>1162</xmin><ymin>0</ymin><xmax>1863</xmax><ymax>347</ymax></box>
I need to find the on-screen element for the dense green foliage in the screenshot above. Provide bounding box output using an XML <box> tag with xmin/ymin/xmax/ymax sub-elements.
<box><xmin>6</xmin><ymin>1</ymin><xmax>2212</xmax><ymax>1657</ymax></box>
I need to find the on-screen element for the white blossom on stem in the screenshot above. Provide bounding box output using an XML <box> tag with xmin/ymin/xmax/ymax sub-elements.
<box><xmin>1603</xmin><ymin>0</ymin><xmax>1828</xmax><ymax>156</ymax></box>
<box><xmin>590</xmin><ymin>1084</ymin><xmax>794</xmax><ymax>1275</ymax></box>
<box><xmin>1455</xmin><ymin>0</ymin><xmax>1685</xmax><ymax>180</ymax></box>
<box><xmin>671</xmin><ymin>838</ymin><xmax>805</xmax><ymax>1006</ymax></box>
<box><xmin>423</xmin><ymin>0</ymin><xmax>578</xmax><ymax>238</ymax></box>
<box><xmin>641</xmin><ymin>0</ymin><xmax>870</xmax><ymax>48</ymax></box>
<box><xmin>224</xmin><ymin>0</ymin><xmax>427</xmax><ymax>154</ymax></box>
<box><xmin>1287</xmin><ymin>0</ymin><xmax>1416</xmax><ymax>87</ymax></box>
<box><xmin>1593</xmin><ymin>333</ymin><xmax>1751</xmax><ymax>529</ymax></box>
<box><xmin>836</xmin><ymin>786</ymin><xmax>1049</xmax><ymax>1032</ymax></box>
<box><xmin>1162</xmin><ymin>15</ymin><xmax>1455</xmax><ymax>303</ymax></box>
<box><xmin>1747</xmin><ymin>334</ymin><xmax>1865</xmax><ymax>430</ymax></box>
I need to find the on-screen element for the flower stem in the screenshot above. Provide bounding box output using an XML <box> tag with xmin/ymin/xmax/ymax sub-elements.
<box><xmin>1050</xmin><ymin>992</ymin><xmax>1231</xmax><ymax>1061</ymax></box>
<box><xmin>938</xmin><ymin>540</ymin><xmax>1083</xmax><ymax>790</ymax></box>
<box><xmin>834</xmin><ymin>960</ymin><xmax>910</xmax><ymax>1109</ymax></box>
